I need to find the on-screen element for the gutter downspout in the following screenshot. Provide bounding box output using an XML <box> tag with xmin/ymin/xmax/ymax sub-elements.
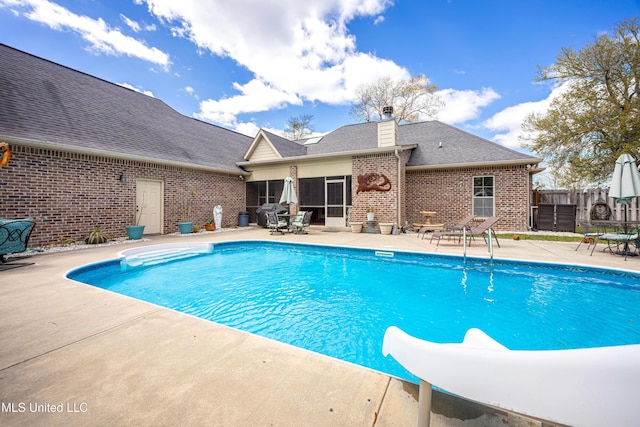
<box><xmin>394</xmin><ymin>148</ymin><xmax>402</xmax><ymax>229</ymax></box>
<box><xmin>527</xmin><ymin>166</ymin><xmax>532</xmax><ymax>231</ymax></box>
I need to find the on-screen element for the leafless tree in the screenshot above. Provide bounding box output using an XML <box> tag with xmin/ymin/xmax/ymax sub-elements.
<box><xmin>349</xmin><ymin>75</ymin><xmax>443</xmax><ymax>123</ymax></box>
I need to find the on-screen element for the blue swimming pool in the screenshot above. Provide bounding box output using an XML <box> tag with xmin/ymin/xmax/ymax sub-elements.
<box><xmin>68</xmin><ymin>241</ymin><xmax>640</xmax><ymax>382</ymax></box>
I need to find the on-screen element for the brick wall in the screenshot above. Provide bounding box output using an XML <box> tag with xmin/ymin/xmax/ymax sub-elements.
<box><xmin>351</xmin><ymin>152</ymin><xmax>401</xmax><ymax>225</ymax></box>
<box><xmin>289</xmin><ymin>165</ymin><xmax>298</xmax><ymax>215</ymax></box>
<box><xmin>0</xmin><ymin>143</ymin><xmax>533</xmax><ymax>247</ymax></box>
<box><xmin>405</xmin><ymin>165</ymin><xmax>531</xmax><ymax>232</ymax></box>
<box><xmin>0</xmin><ymin>145</ymin><xmax>246</xmax><ymax>247</ymax></box>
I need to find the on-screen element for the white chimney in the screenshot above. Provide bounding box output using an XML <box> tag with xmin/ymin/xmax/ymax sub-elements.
<box><xmin>377</xmin><ymin>106</ymin><xmax>398</xmax><ymax>147</ymax></box>
<box><xmin>382</xmin><ymin>106</ymin><xmax>394</xmax><ymax>120</ymax></box>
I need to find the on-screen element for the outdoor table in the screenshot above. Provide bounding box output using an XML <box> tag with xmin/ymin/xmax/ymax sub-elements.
<box><xmin>415</xmin><ymin>211</ymin><xmax>444</xmax><ymax>231</ymax></box>
<box><xmin>591</xmin><ymin>220</ymin><xmax>640</xmax><ymax>259</ymax></box>
<box><xmin>618</xmin><ymin>221</ymin><xmax>640</xmax><ymax>257</ymax></box>
<box><xmin>277</xmin><ymin>213</ymin><xmax>293</xmax><ymax>232</ymax></box>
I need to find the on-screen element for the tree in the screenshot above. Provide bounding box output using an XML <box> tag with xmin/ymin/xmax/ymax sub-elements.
<box><xmin>284</xmin><ymin>114</ymin><xmax>314</xmax><ymax>140</ymax></box>
<box><xmin>349</xmin><ymin>75</ymin><xmax>443</xmax><ymax>124</ymax></box>
<box><xmin>522</xmin><ymin>17</ymin><xmax>640</xmax><ymax>187</ymax></box>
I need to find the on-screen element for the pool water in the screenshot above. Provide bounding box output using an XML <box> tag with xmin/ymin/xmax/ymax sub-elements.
<box><xmin>68</xmin><ymin>241</ymin><xmax>640</xmax><ymax>382</ymax></box>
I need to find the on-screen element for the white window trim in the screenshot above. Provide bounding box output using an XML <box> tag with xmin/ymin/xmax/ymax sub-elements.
<box><xmin>472</xmin><ymin>175</ymin><xmax>495</xmax><ymax>218</ymax></box>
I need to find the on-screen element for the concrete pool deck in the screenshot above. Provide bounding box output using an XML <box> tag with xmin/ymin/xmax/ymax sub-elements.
<box><xmin>1</xmin><ymin>227</ymin><xmax>638</xmax><ymax>426</ymax></box>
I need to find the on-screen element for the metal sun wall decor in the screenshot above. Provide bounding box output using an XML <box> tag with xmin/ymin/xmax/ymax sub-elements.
<box><xmin>356</xmin><ymin>173</ymin><xmax>392</xmax><ymax>194</ymax></box>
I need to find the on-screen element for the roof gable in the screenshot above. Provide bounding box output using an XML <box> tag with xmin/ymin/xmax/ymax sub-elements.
<box><xmin>244</xmin><ymin>129</ymin><xmax>307</xmax><ymax>161</ymax></box>
<box><xmin>244</xmin><ymin>130</ymin><xmax>282</xmax><ymax>161</ymax></box>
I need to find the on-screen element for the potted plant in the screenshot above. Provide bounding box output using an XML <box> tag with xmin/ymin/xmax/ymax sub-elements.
<box><xmin>85</xmin><ymin>225</ymin><xmax>111</xmax><ymax>244</ymax></box>
<box><xmin>178</xmin><ymin>190</ymin><xmax>195</xmax><ymax>234</ymax></box>
<box><xmin>367</xmin><ymin>206</ymin><xmax>375</xmax><ymax>222</ymax></box>
<box><xmin>204</xmin><ymin>219</ymin><xmax>216</xmax><ymax>231</ymax></box>
<box><xmin>379</xmin><ymin>223</ymin><xmax>393</xmax><ymax>235</ymax></box>
<box><xmin>126</xmin><ymin>191</ymin><xmax>145</xmax><ymax>240</ymax></box>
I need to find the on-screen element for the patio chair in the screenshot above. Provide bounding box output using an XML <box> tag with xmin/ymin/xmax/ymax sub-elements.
<box><xmin>0</xmin><ymin>218</ymin><xmax>36</xmax><ymax>263</ymax></box>
<box><xmin>291</xmin><ymin>211</ymin><xmax>312</xmax><ymax>234</ymax></box>
<box><xmin>575</xmin><ymin>221</ymin><xmax>606</xmax><ymax>251</ymax></box>
<box><xmin>467</xmin><ymin>216</ymin><xmax>500</xmax><ymax>248</ymax></box>
<box><xmin>428</xmin><ymin>214</ymin><xmax>476</xmax><ymax>243</ymax></box>
<box><xmin>289</xmin><ymin>211</ymin><xmax>305</xmax><ymax>233</ymax></box>
<box><xmin>266</xmin><ymin>212</ymin><xmax>288</xmax><ymax>235</ymax></box>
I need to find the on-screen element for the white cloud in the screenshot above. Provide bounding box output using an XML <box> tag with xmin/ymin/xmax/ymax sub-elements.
<box><xmin>140</xmin><ymin>0</ymin><xmax>402</xmax><ymax>124</ymax></box>
<box><xmin>234</xmin><ymin>122</ymin><xmax>261</xmax><ymax>138</ymax></box>
<box><xmin>117</xmin><ymin>82</ymin><xmax>155</xmax><ymax>97</ymax></box>
<box><xmin>482</xmin><ymin>100</ymin><xmax>544</xmax><ymax>149</ymax></box>
<box><xmin>480</xmin><ymin>83</ymin><xmax>570</xmax><ymax>149</ymax></box>
<box><xmin>6</xmin><ymin>0</ymin><xmax>514</xmax><ymax>133</ymax></box>
<box><xmin>183</xmin><ymin>85</ymin><xmax>198</xmax><ymax>99</ymax></box>
<box><xmin>0</xmin><ymin>0</ymin><xmax>170</xmax><ymax>69</ymax></box>
<box><xmin>120</xmin><ymin>14</ymin><xmax>156</xmax><ymax>32</ymax></box>
<box><xmin>120</xmin><ymin>14</ymin><xmax>141</xmax><ymax>32</ymax></box>
<box><xmin>436</xmin><ymin>87</ymin><xmax>501</xmax><ymax>124</ymax></box>
<box><xmin>194</xmin><ymin>79</ymin><xmax>302</xmax><ymax>127</ymax></box>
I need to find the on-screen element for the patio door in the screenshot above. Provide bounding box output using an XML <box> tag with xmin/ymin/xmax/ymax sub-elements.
<box><xmin>325</xmin><ymin>178</ymin><xmax>346</xmax><ymax>227</ymax></box>
<box><xmin>136</xmin><ymin>179</ymin><xmax>163</xmax><ymax>234</ymax></box>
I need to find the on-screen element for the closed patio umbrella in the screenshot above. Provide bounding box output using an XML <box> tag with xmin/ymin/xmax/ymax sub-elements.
<box><xmin>609</xmin><ymin>153</ymin><xmax>640</xmax><ymax>204</ymax></box>
<box><xmin>279</xmin><ymin>176</ymin><xmax>298</xmax><ymax>205</ymax></box>
<box><xmin>609</xmin><ymin>154</ymin><xmax>640</xmax><ymax>254</ymax></box>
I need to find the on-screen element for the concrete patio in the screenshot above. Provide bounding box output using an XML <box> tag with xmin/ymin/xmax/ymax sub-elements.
<box><xmin>1</xmin><ymin>227</ymin><xmax>638</xmax><ymax>426</ymax></box>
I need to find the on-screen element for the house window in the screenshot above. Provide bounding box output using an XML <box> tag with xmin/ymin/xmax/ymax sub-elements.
<box><xmin>473</xmin><ymin>176</ymin><xmax>494</xmax><ymax>217</ymax></box>
<box><xmin>245</xmin><ymin>180</ymin><xmax>284</xmax><ymax>222</ymax></box>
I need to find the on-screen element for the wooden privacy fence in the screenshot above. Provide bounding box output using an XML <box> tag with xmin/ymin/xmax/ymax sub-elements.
<box><xmin>534</xmin><ymin>189</ymin><xmax>640</xmax><ymax>225</ymax></box>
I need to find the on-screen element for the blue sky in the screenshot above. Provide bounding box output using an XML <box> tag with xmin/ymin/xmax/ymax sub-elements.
<box><xmin>1</xmin><ymin>0</ymin><xmax>638</xmax><ymax>154</ymax></box>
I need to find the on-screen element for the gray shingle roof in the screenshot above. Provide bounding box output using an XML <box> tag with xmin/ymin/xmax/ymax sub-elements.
<box><xmin>306</xmin><ymin>122</ymin><xmax>378</xmax><ymax>155</ymax></box>
<box><xmin>2</xmin><ymin>43</ymin><xmax>538</xmax><ymax>172</ymax></box>
<box><xmin>301</xmin><ymin>120</ymin><xmax>538</xmax><ymax>166</ymax></box>
<box><xmin>261</xmin><ymin>130</ymin><xmax>307</xmax><ymax>157</ymax></box>
<box><xmin>0</xmin><ymin>44</ymin><xmax>252</xmax><ymax>173</ymax></box>
<box><xmin>399</xmin><ymin>121</ymin><xmax>537</xmax><ymax>167</ymax></box>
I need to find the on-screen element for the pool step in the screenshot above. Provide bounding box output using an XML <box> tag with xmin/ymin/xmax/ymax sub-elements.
<box><xmin>123</xmin><ymin>250</ymin><xmax>199</xmax><ymax>267</ymax></box>
<box><xmin>120</xmin><ymin>243</ymin><xmax>214</xmax><ymax>268</ymax></box>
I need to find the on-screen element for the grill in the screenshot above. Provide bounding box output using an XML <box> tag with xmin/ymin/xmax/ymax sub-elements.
<box><xmin>256</xmin><ymin>203</ymin><xmax>288</xmax><ymax>228</ymax></box>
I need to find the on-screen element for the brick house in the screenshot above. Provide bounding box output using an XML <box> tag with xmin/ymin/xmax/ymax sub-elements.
<box><xmin>0</xmin><ymin>44</ymin><xmax>542</xmax><ymax>247</ymax></box>
<box><xmin>242</xmin><ymin>117</ymin><xmax>542</xmax><ymax>232</ymax></box>
<box><xmin>0</xmin><ymin>44</ymin><xmax>252</xmax><ymax>247</ymax></box>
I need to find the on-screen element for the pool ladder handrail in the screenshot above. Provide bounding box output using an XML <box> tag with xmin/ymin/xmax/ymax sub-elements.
<box><xmin>462</xmin><ymin>227</ymin><xmax>494</xmax><ymax>259</ymax></box>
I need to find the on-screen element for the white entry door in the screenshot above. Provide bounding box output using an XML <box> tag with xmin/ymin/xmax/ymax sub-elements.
<box><xmin>325</xmin><ymin>178</ymin><xmax>346</xmax><ymax>227</ymax></box>
<box><xmin>136</xmin><ymin>179</ymin><xmax>163</xmax><ymax>234</ymax></box>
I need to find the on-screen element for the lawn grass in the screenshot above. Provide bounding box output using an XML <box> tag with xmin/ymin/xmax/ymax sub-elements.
<box><xmin>496</xmin><ymin>233</ymin><xmax>582</xmax><ymax>243</ymax></box>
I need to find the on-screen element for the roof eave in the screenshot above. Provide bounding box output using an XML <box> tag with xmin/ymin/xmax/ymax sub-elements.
<box><xmin>237</xmin><ymin>144</ymin><xmax>417</xmax><ymax>167</ymax></box>
<box><xmin>406</xmin><ymin>157</ymin><xmax>544</xmax><ymax>171</ymax></box>
<box><xmin>2</xmin><ymin>135</ymin><xmax>250</xmax><ymax>176</ymax></box>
